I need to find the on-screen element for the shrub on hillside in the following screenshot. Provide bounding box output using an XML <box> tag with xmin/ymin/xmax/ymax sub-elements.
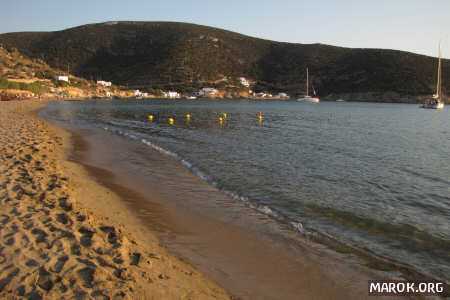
<box><xmin>36</xmin><ymin>69</ymin><xmax>55</xmax><ymax>79</ymax></box>
<box><xmin>0</xmin><ymin>76</ymin><xmax>49</xmax><ymax>95</ymax></box>
<box><xmin>0</xmin><ymin>76</ymin><xmax>8</xmax><ymax>89</ymax></box>
<box><xmin>27</xmin><ymin>82</ymin><xmax>50</xmax><ymax>94</ymax></box>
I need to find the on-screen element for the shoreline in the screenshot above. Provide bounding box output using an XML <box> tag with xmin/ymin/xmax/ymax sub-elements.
<box><xmin>0</xmin><ymin>100</ymin><xmax>230</xmax><ymax>299</ymax></box>
<box><xmin>2</xmin><ymin>90</ymin><xmax>447</xmax><ymax>105</ymax></box>
<box><xmin>45</xmin><ymin>102</ymin><xmax>412</xmax><ymax>299</ymax></box>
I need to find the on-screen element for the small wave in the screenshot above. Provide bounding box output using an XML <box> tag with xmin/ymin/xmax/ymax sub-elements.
<box><xmin>290</xmin><ymin>222</ymin><xmax>307</xmax><ymax>235</ymax></box>
<box><xmin>141</xmin><ymin>138</ymin><xmax>178</xmax><ymax>160</ymax></box>
<box><xmin>257</xmin><ymin>205</ymin><xmax>278</xmax><ymax>218</ymax></box>
<box><xmin>400</xmin><ymin>166</ymin><xmax>450</xmax><ymax>186</ymax></box>
<box><xmin>102</xmin><ymin>118</ymin><xmax>150</xmax><ymax>131</ymax></box>
<box><xmin>103</xmin><ymin>126</ymin><xmax>139</xmax><ymax>141</ymax></box>
<box><xmin>180</xmin><ymin>159</ymin><xmax>192</xmax><ymax>169</ymax></box>
<box><xmin>222</xmin><ymin>189</ymin><xmax>249</xmax><ymax>203</ymax></box>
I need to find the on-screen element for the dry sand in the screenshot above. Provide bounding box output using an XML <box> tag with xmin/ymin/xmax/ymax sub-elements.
<box><xmin>0</xmin><ymin>100</ymin><xmax>231</xmax><ymax>299</ymax></box>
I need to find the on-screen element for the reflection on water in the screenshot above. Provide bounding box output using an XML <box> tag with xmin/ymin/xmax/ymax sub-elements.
<box><xmin>43</xmin><ymin>99</ymin><xmax>450</xmax><ymax>281</ymax></box>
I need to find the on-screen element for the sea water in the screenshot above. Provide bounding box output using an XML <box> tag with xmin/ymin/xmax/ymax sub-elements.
<box><xmin>42</xmin><ymin>99</ymin><xmax>450</xmax><ymax>281</ymax></box>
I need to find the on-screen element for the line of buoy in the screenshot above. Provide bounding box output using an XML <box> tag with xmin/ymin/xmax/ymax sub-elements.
<box><xmin>148</xmin><ymin>111</ymin><xmax>270</xmax><ymax>124</ymax></box>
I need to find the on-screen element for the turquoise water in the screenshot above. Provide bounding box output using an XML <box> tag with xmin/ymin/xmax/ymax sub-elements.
<box><xmin>43</xmin><ymin>99</ymin><xmax>450</xmax><ymax>281</ymax></box>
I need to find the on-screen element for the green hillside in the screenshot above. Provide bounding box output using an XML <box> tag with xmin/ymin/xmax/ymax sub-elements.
<box><xmin>0</xmin><ymin>21</ymin><xmax>447</xmax><ymax>101</ymax></box>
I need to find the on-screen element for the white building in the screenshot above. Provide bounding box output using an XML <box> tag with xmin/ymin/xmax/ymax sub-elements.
<box><xmin>163</xmin><ymin>91</ymin><xmax>180</xmax><ymax>98</ymax></box>
<box><xmin>134</xmin><ymin>90</ymin><xmax>149</xmax><ymax>98</ymax></box>
<box><xmin>97</xmin><ymin>80</ymin><xmax>112</xmax><ymax>87</ymax></box>
<box><xmin>239</xmin><ymin>77</ymin><xmax>250</xmax><ymax>87</ymax></box>
<box><xmin>57</xmin><ymin>76</ymin><xmax>69</xmax><ymax>82</ymax></box>
<box><xmin>195</xmin><ymin>88</ymin><xmax>218</xmax><ymax>97</ymax></box>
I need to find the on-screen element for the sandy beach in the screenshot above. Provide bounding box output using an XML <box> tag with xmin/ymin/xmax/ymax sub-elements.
<box><xmin>0</xmin><ymin>100</ymin><xmax>231</xmax><ymax>299</ymax></box>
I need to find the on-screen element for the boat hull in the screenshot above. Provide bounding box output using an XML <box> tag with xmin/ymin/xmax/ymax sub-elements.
<box><xmin>421</xmin><ymin>102</ymin><xmax>444</xmax><ymax>109</ymax></box>
<box><xmin>297</xmin><ymin>97</ymin><xmax>320</xmax><ymax>103</ymax></box>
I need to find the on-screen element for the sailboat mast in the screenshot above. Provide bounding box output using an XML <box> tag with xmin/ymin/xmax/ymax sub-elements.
<box><xmin>437</xmin><ymin>42</ymin><xmax>442</xmax><ymax>98</ymax></box>
<box><xmin>306</xmin><ymin>67</ymin><xmax>309</xmax><ymax>97</ymax></box>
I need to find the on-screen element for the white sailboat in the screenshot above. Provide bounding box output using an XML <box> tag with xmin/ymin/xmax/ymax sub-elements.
<box><xmin>298</xmin><ymin>67</ymin><xmax>320</xmax><ymax>103</ymax></box>
<box><xmin>422</xmin><ymin>42</ymin><xmax>445</xmax><ymax>109</ymax></box>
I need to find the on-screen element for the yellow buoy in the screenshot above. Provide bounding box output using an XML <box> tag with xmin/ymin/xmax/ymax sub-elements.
<box><xmin>169</xmin><ymin>117</ymin><xmax>174</xmax><ymax>124</ymax></box>
<box><xmin>258</xmin><ymin>115</ymin><xmax>263</xmax><ymax>121</ymax></box>
<box><xmin>148</xmin><ymin>115</ymin><xmax>154</xmax><ymax>121</ymax></box>
<box><xmin>218</xmin><ymin>117</ymin><xmax>223</xmax><ymax>122</ymax></box>
<box><xmin>186</xmin><ymin>114</ymin><xmax>191</xmax><ymax>120</ymax></box>
<box><xmin>222</xmin><ymin>113</ymin><xmax>227</xmax><ymax>118</ymax></box>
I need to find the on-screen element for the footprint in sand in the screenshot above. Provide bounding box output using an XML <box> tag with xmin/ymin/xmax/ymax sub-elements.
<box><xmin>37</xmin><ymin>267</ymin><xmax>53</xmax><ymax>292</ymax></box>
<box><xmin>0</xmin><ymin>267</ymin><xmax>20</xmax><ymax>293</ymax></box>
<box><xmin>76</xmin><ymin>267</ymin><xmax>95</xmax><ymax>288</ymax></box>
<box><xmin>51</xmin><ymin>255</ymin><xmax>68</xmax><ymax>273</ymax></box>
<box><xmin>58</xmin><ymin>197</ymin><xmax>72</xmax><ymax>212</ymax></box>
<box><xmin>31</xmin><ymin>228</ymin><xmax>48</xmax><ymax>244</ymax></box>
<box><xmin>0</xmin><ymin>215</ymin><xmax>10</xmax><ymax>225</ymax></box>
<box><xmin>56</xmin><ymin>213</ymin><xmax>72</xmax><ymax>226</ymax></box>
<box><xmin>22</xmin><ymin>219</ymin><xmax>33</xmax><ymax>230</ymax></box>
<box><xmin>130</xmin><ymin>253</ymin><xmax>141</xmax><ymax>266</ymax></box>
<box><xmin>71</xmin><ymin>243</ymin><xmax>81</xmax><ymax>256</ymax></box>
<box><xmin>99</xmin><ymin>226</ymin><xmax>121</xmax><ymax>247</ymax></box>
<box><xmin>5</xmin><ymin>237</ymin><xmax>15</xmax><ymax>246</ymax></box>
<box><xmin>78</xmin><ymin>227</ymin><xmax>94</xmax><ymax>248</ymax></box>
<box><xmin>25</xmin><ymin>259</ymin><xmax>38</xmax><ymax>267</ymax></box>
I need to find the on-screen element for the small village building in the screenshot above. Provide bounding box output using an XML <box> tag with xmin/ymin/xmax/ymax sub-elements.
<box><xmin>57</xmin><ymin>76</ymin><xmax>69</xmax><ymax>82</ymax></box>
<box><xmin>97</xmin><ymin>80</ymin><xmax>112</xmax><ymax>87</ymax></box>
<box><xmin>133</xmin><ymin>90</ymin><xmax>149</xmax><ymax>98</ymax></box>
<box><xmin>195</xmin><ymin>88</ymin><xmax>218</xmax><ymax>96</ymax></box>
<box><xmin>163</xmin><ymin>91</ymin><xmax>180</xmax><ymax>98</ymax></box>
<box><xmin>239</xmin><ymin>77</ymin><xmax>250</xmax><ymax>87</ymax></box>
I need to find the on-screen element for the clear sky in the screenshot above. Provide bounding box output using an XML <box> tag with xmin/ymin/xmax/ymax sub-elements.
<box><xmin>2</xmin><ymin>0</ymin><xmax>450</xmax><ymax>58</ymax></box>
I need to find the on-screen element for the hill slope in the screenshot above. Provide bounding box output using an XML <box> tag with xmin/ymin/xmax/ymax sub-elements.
<box><xmin>0</xmin><ymin>45</ymin><xmax>134</xmax><ymax>100</ymax></box>
<box><xmin>0</xmin><ymin>21</ymin><xmax>447</xmax><ymax>101</ymax></box>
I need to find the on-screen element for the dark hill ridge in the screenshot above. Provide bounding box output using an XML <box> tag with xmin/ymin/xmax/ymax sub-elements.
<box><xmin>0</xmin><ymin>21</ymin><xmax>447</xmax><ymax>101</ymax></box>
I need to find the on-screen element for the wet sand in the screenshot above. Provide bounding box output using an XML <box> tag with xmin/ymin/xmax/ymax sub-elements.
<box><xmin>0</xmin><ymin>100</ymin><xmax>230</xmax><ymax>299</ymax></box>
<box><xmin>60</xmin><ymin>115</ymin><xmax>409</xmax><ymax>300</ymax></box>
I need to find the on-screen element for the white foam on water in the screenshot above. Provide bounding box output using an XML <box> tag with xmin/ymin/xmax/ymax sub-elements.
<box><xmin>291</xmin><ymin>222</ymin><xmax>308</xmax><ymax>236</ymax></box>
<box><xmin>141</xmin><ymin>138</ymin><xmax>178</xmax><ymax>160</ymax></box>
